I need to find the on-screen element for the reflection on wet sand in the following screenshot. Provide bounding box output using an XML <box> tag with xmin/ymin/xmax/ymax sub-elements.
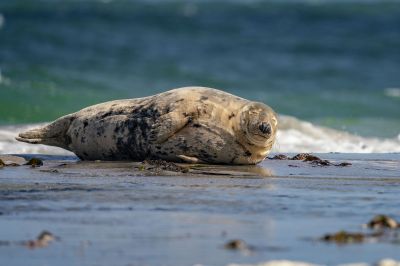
<box><xmin>39</xmin><ymin>158</ymin><xmax>273</xmax><ymax>178</ymax></box>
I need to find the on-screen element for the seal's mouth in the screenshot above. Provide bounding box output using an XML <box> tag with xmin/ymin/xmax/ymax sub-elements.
<box><xmin>254</xmin><ymin>133</ymin><xmax>270</xmax><ymax>139</ymax></box>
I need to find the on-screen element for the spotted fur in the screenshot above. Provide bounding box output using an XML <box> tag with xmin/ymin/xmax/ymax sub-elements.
<box><xmin>16</xmin><ymin>87</ymin><xmax>277</xmax><ymax>164</ymax></box>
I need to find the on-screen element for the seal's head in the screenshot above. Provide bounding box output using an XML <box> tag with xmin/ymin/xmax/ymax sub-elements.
<box><xmin>238</xmin><ymin>102</ymin><xmax>277</xmax><ymax>149</ymax></box>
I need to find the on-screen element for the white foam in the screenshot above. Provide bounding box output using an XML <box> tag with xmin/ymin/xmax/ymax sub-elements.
<box><xmin>1</xmin><ymin>116</ymin><xmax>399</xmax><ymax>155</ymax></box>
<box><xmin>226</xmin><ymin>258</ymin><xmax>400</xmax><ymax>266</ymax></box>
<box><xmin>384</xmin><ymin>88</ymin><xmax>400</xmax><ymax>98</ymax></box>
<box><xmin>227</xmin><ymin>260</ymin><xmax>320</xmax><ymax>266</ymax></box>
<box><xmin>273</xmin><ymin>115</ymin><xmax>400</xmax><ymax>153</ymax></box>
<box><xmin>0</xmin><ymin>13</ymin><xmax>4</xmax><ymax>29</ymax></box>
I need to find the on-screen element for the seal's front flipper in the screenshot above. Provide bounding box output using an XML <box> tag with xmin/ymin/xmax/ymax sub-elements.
<box><xmin>150</xmin><ymin>112</ymin><xmax>193</xmax><ymax>144</ymax></box>
<box><xmin>177</xmin><ymin>155</ymin><xmax>205</xmax><ymax>164</ymax></box>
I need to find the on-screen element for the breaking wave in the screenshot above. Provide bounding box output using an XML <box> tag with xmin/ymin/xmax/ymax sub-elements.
<box><xmin>274</xmin><ymin>115</ymin><xmax>400</xmax><ymax>153</ymax></box>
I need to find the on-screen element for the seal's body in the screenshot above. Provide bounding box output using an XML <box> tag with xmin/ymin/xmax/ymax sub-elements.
<box><xmin>16</xmin><ymin>87</ymin><xmax>277</xmax><ymax>164</ymax></box>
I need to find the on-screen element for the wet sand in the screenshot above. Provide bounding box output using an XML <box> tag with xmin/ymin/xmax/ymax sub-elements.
<box><xmin>0</xmin><ymin>153</ymin><xmax>399</xmax><ymax>266</ymax></box>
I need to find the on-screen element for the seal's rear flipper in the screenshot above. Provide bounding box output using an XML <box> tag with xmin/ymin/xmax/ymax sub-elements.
<box><xmin>16</xmin><ymin>115</ymin><xmax>74</xmax><ymax>149</ymax></box>
<box><xmin>15</xmin><ymin>135</ymin><xmax>44</xmax><ymax>144</ymax></box>
<box><xmin>17</xmin><ymin>128</ymin><xmax>48</xmax><ymax>143</ymax></box>
<box><xmin>16</xmin><ymin>128</ymin><xmax>61</xmax><ymax>146</ymax></box>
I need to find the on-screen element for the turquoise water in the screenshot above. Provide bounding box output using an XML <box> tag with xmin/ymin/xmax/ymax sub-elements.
<box><xmin>0</xmin><ymin>0</ymin><xmax>399</xmax><ymax>137</ymax></box>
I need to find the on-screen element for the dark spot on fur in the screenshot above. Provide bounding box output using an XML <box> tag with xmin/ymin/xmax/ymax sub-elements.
<box><xmin>96</xmin><ymin>126</ymin><xmax>105</xmax><ymax>137</ymax></box>
<box><xmin>176</xmin><ymin>98</ymin><xmax>184</xmax><ymax>103</ymax></box>
<box><xmin>113</xmin><ymin>103</ymin><xmax>162</xmax><ymax>160</ymax></box>
<box><xmin>244</xmin><ymin>151</ymin><xmax>252</xmax><ymax>157</ymax></box>
<box><xmin>65</xmin><ymin>135</ymin><xmax>72</xmax><ymax>146</ymax></box>
<box><xmin>178</xmin><ymin>143</ymin><xmax>189</xmax><ymax>152</ymax></box>
<box><xmin>200</xmin><ymin>96</ymin><xmax>208</xmax><ymax>101</ymax></box>
<box><xmin>192</xmin><ymin>123</ymin><xmax>201</xmax><ymax>128</ymax></box>
<box><xmin>83</xmin><ymin>121</ymin><xmax>89</xmax><ymax>128</ymax></box>
<box><xmin>228</xmin><ymin>113</ymin><xmax>235</xmax><ymax>120</ymax></box>
<box><xmin>216</xmin><ymin>141</ymin><xmax>224</xmax><ymax>148</ymax></box>
<box><xmin>100</xmin><ymin>111</ymin><xmax>113</xmax><ymax>119</ymax></box>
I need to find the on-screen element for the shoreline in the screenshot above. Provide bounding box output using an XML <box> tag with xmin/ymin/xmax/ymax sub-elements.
<box><xmin>0</xmin><ymin>153</ymin><xmax>399</xmax><ymax>265</ymax></box>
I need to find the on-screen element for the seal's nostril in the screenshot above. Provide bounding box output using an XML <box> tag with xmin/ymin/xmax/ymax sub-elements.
<box><xmin>259</xmin><ymin>122</ymin><xmax>271</xmax><ymax>134</ymax></box>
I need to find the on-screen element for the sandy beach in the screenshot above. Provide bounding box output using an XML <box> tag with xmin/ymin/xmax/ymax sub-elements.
<box><xmin>0</xmin><ymin>153</ymin><xmax>399</xmax><ymax>266</ymax></box>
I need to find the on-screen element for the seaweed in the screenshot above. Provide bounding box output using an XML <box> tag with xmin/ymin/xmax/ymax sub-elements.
<box><xmin>26</xmin><ymin>158</ymin><xmax>44</xmax><ymax>168</ymax></box>
<box><xmin>269</xmin><ymin>153</ymin><xmax>352</xmax><ymax>167</ymax></box>
<box><xmin>310</xmin><ymin>159</ymin><xmax>331</xmax><ymax>166</ymax></box>
<box><xmin>270</xmin><ymin>154</ymin><xmax>289</xmax><ymax>160</ymax></box>
<box><xmin>291</xmin><ymin>153</ymin><xmax>319</xmax><ymax>161</ymax></box>
<box><xmin>138</xmin><ymin>159</ymin><xmax>189</xmax><ymax>173</ymax></box>
<box><xmin>321</xmin><ymin>215</ymin><xmax>400</xmax><ymax>245</ymax></box>
<box><xmin>368</xmin><ymin>215</ymin><xmax>399</xmax><ymax>229</ymax></box>
<box><xmin>24</xmin><ymin>231</ymin><xmax>55</xmax><ymax>249</ymax></box>
<box><xmin>224</xmin><ymin>239</ymin><xmax>248</xmax><ymax>250</ymax></box>
<box><xmin>321</xmin><ymin>231</ymin><xmax>366</xmax><ymax>244</ymax></box>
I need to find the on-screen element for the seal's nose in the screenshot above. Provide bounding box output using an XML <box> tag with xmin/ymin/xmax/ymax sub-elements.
<box><xmin>259</xmin><ymin>122</ymin><xmax>271</xmax><ymax>134</ymax></box>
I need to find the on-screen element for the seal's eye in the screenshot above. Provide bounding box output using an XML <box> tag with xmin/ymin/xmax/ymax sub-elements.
<box><xmin>258</xmin><ymin>122</ymin><xmax>271</xmax><ymax>134</ymax></box>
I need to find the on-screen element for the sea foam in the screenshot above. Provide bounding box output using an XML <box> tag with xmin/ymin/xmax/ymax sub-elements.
<box><xmin>227</xmin><ymin>258</ymin><xmax>400</xmax><ymax>266</ymax></box>
<box><xmin>1</xmin><ymin>115</ymin><xmax>399</xmax><ymax>155</ymax></box>
<box><xmin>274</xmin><ymin>115</ymin><xmax>400</xmax><ymax>153</ymax></box>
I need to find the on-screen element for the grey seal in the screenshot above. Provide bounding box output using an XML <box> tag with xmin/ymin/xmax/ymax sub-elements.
<box><xmin>16</xmin><ymin>87</ymin><xmax>277</xmax><ymax>164</ymax></box>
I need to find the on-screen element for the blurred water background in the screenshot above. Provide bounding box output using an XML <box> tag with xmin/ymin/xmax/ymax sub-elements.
<box><xmin>0</xmin><ymin>0</ymin><xmax>399</xmax><ymax>153</ymax></box>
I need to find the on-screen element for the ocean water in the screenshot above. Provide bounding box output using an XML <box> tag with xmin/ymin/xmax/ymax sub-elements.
<box><xmin>0</xmin><ymin>0</ymin><xmax>399</xmax><ymax>153</ymax></box>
